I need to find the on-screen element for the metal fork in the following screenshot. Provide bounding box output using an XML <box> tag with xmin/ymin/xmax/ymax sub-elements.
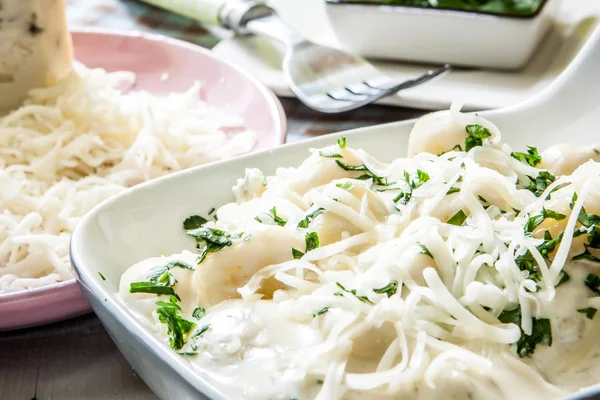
<box><xmin>141</xmin><ymin>0</ymin><xmax>451</xmax><ymax>113</ymax></box>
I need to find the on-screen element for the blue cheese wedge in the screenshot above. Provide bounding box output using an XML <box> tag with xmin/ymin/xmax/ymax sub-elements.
<box><xmin>0</xmin><ymin>0</ymin><xmax>73</xmax><ymax>111</ymax></box>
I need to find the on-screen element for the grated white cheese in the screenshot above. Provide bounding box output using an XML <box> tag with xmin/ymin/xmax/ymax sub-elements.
<box><xmin>0</xmin><ymin>62</ymin><xmax>256</xmax><ymax>293</ymax></box>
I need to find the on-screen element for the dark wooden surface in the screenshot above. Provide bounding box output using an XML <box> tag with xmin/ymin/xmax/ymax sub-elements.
<box><xmin>0</xmin><ymin>99</ymin><xmax>425</xmax><ymax>400</ymax></box>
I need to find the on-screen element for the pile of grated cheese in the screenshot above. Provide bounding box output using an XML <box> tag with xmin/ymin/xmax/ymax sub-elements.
<box><xmin>0</xmin><ymin>62</ymin><xmax>256</xmax><ymax>293</ymax></box>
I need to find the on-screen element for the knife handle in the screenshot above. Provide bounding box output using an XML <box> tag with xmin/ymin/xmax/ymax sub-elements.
<box><xmin>138</xmin><ymin>0</ymin><xmax>273</xmax><ymax>32</ymax></box>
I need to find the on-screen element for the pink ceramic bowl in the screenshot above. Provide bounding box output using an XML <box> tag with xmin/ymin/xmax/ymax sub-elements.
<box><xmin>0</xmin><ymin>28</ymin><xmax>287</xmax><ymax>331</ymax></box>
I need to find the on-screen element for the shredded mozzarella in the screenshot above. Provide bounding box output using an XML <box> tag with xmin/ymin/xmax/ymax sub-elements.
<box><xmin>0</xmin><ymin>62</ymin><xmax>256</xmax><ymax>293</ymax></box>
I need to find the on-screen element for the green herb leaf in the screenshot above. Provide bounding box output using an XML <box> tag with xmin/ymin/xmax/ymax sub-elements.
<box><xmin>193</xmin><ymin>324</ymin><xmax>210</xmax><ymax>339</ymax></box>
<box><xmin>584</xmin><ymin>273</ymin><xmax>600</xmax><ymax>295</ymax></box>
<box><xmin>292</xmin><ymin>248</ymin><xmax>304</xmax><ymax>259</ymax></box>
<box><xmin>185</xmin><ymin>226</ymin><xmax>237</xmax><ymax>263</ymax></box>
<box><xmin>183</xmin><ymin>215</ymin><xmax>208</xmax><ymax>230</ymax></box>
<box><xmin>417</xmin><ymin>170</ymin><xmax>430</xmax><ymax>185</ymax></box>
<box><xmin>130</xmin><ymin>281</ymin><xmax>176</xmax><ymax>296</ymax></box>
<box><xmin>268</xmin><ymin>207</ymin><xmax>287</xmax><ymax>227</ymax></box>
<box><xmin>464</xmin><ymin>124</ymin><xmax>492</xmax><ymax>151</ymax></box>
<box><xmin>335</xmin><ymin>282</ymin><xmax>373</xmax><ymax>304</ymax></box>
<box><xmin>192</xmin><ymin>307</ymin><xmax>206</xmax><ymax>320</ymax></box>
<box><xmin>313</xmin><ymin>307</ymin><xmax>330</xmax><ymax>318</ymax></box>
<box><xmin>335</xmin><ymin>160</ymin><xmax>368</xmax><ymax>172</ymax></box>
<box><xmin>525</xmin><ymin>171</ymin><xmax>556</xmax><ymax>197</ymax></box>
<box><xmin>577</xmin><ymin>307</ymin><xmax>597</xmax><ymax>320</ymax></box>
<box><xmin>373</xmin><ymin>281</ymin><xmax>398</xmax><ymax>297</ymax></box>
<box><xmin>298</xmin><ymin>208</ymin><xmax>325</xmax><ymax>229</ymax></box>
<box><xmin>524</xmin><ymin>208</ymin><xmax>566</xmax><ymax>234</ymax></box>
<box><xmin>537</xmin><ymin>231</ymin><xmax>563</xmax><ymax>260</ymax></box>
<box><xmin>416</xmin><ymin>243</ymin><xmax>433</xmax><ymax>258</ymax></box>
<box><xmin>570</xmin><ymin>192</ymin><xmax>578</xmax><ymax>210</ymax></box>
<box><xmin>498</xmin><ymin>306</ymin><xmax>552</xmax><ymax>357</ymax></box>
<box><xmin>393</xmin><ymin>191</ymin><xmax>410</xmax><ymax>205</ymax></box>
<box><xmin>336</xmin><ymin>182</ymin><xmax>354</xmax><ymax>191</ymax></box>
<box><xmin>98</xmin><ymin>272</ymin><xmax>106</xmax><ymax>281</ymax></box>
<box><xmin>208</xmin><ymin>208</ymin><xmax>216</xmax><ymax>215</ymax></box>
<box><xmin>155</xmin><ymin>297</ymin><xmax>196</xmax><ymax>350</ymax></box>
<box><xmin>446</xmin><ymin>187</ymin><xmax>460</xmax><ymax>195</ymax></box>
<box><xmin>447</xmin><ymin>210</ymin><xmax>467</xmax><ymax>226</ymax></box>
<box><xmin>556</xmin><ymin>271</ymin><xmax>570</xmax><ymax>287</ymax></box>
<box><xmin>305</xmin><ymin>232</ymin><xmax>320</xmax><ymax>252</ymax></box>
<box><xmin>511</xmin><ymin>146</ymin><xmax>542</xmax><ymax>167</ymax></box>
<box><xmin>573</xmin><ymin>248</ymin><xmax>600</xmax><ymax>264</ymax></box>
<box><xmin>338</xmin><ymin>137</ymin><xmax>346</xmax><ymax>149</ymax></box>
<box><xmin>335</xmin><ymin>160</ymin><xmax>389</xmax><ymax>186</ymax></box>
<box><xmin>319</xmin><ymin>151</ymin><xmax>343</xmax><ymax>158</ymax></box>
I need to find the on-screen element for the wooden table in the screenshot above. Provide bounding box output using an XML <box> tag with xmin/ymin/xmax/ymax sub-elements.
<box><xmin>0</xmin><ymin>1</ymin><xmax>427</xmax><ymax>399</ymax></box>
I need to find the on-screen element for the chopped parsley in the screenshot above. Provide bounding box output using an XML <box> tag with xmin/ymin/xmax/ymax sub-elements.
<box><xmin>335</xmin><ymin>282</ymin><xmax>373</xmax><ymax>304</ymax></box>
<box><xmin>146</xmin><ymin>260</ymin><xmax>195</xmax><ymax>288</ymax></box>
<box><xmin>129</xmin><ymin>281</ymin><xmax>176</xmax><ymax>297</ymax></box>
<box><xmin>447</xmin><ymin>209</ymin><xmax>467</xmax><ymax>226</ymax></box>
<box><xmin>305</xmin><ymin>232</ymin><xmax>320</xmax><ymax>252</ymax></box>
<box><xmin>208</xmin><ymin>208</ymin><xmax>216</xmax><ymax>215</ymax></box>
<box><xmin>268</xmin><ymin>207</ymin><xmax>287</xmax><ymax>227</ymax></box>
<box><xmin>569</xmin><ymin>196</ymin><xmax>600</xmax><ymax>262</ymax></box>
<box><xmin>155</xmin><ymin>296</ymin><xmax>196</xmax><ymax>350</ymax></box>
<box><xmin>183</xmin><ymin>215</ymin><xmax>208</xmax><ymax>230</ymax></box>
<box><xmin>313</xmin><ymin>307</ymin><xmax>330</xmax><ymax>318</ymax></box>
<box><xmin>336</xmin><ymin>182</ymin><xmax>354</xmax><ymax>191</ymax></box>
<box><xmin>498</xmin><ymin>306</ymin><xmax>552</xmax><ymax>357</ymax></box>
<box><xmin>577</xmin><ymin>307</ymin><xmax>597</xmax><ymax>319</ymax></box>
<box><xmin>572</xmin><ymin>248</ymin><xmax>600</xmax><ymax>263</ymax></box>
<box><xmin>524</xmin><ymin>208</ymin><xmax>566</xmax><ymax>234</ymax></box>
<box><xmin>464</xmin><ymin>124</ymin><xmax>492</xmax><ymax>152</ymax></box>
<box><xmin>319</xmin><ymin>151</ymin><xmax>343</xmax><ymax>158</ymax></box>
<box><xmin>98</xmin><ymin>272</ymin><xmax>106</xmax><ymax>281</ymax></box>
<box><xmin>292</xmin><ymin>232</ymin><xmax>320</xmax><ymax>259</ymax></box>
<box><xmin>446</xmin><ymin>186</ymin><xmax>460</xmax><ymax>195</ymax></box>
<box><xmin>511</xmin><ymin>146</ymin><xmax>542</xmax><ymax>167</ymax></box>
<box><xmin>292</xmin><ymin>248</ymin><xmax>305</xmax><ymax>259</ymax></box>
<box><xmin>185</xmin><ymin>225</ymin><xmax>239</xmax><ymax>263</ymax></box>
<box><xmin>416</xmin><ymin>243</ymin><xmax>433</xmax><ymax>258</ymax></box>
<box><xmin>584</xmin><ymin>273</ymin><xmax>600</xmax><ymax>295</ymax></box>
<box><xmin>338</xmin><ymin>137</ymin><xmax>346</xmax><ymax>149</ymax></box>
<box><xmin>335</xmin><ymin>160</ymin><xmax>390</xmax><ymax>186</ymax></box>
<box><xmin>192</xmin><ymin>307</ymin><xmax>206</xmax><ymax>320</ymax></box>
<box><xmin>298</xmin><ymin>208</ymin><xmax>325</xmax><ymax>229</ymax></box>
<box><xmin>524</xmin><ymin>171</ymin><xmax>556</xmax><ymax>197</ymax></box>
<box><xmin>537</xmin><ymin>231</ymin><xmax>563</xmax><ymax>260</ymax></box>
<box><xmin>373</xmin><ymin>281</ymin><xmax>398</xmax><ymax>297</ymax></box>
<box><xmin>393</xmin><ymin>170</ymin><xmax>430</xmax><ymax>206</ymax></box>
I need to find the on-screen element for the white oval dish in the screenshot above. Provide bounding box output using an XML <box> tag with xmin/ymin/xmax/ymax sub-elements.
<box><xmin>69</xmin><ymin>25</ymin><xmax>600</xmax><ymax>399</ymax></box>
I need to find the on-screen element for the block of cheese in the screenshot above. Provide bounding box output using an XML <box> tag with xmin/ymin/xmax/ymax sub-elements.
<box><xmin>0</xmin><ymin>0</ymin><xmax>73</xmax><ymax>112</ymax></box>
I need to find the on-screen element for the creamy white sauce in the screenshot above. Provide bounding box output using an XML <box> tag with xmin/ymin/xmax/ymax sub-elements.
<box><xmin>119</xmin><ymin>108</ymin><xmax>600</xmax><ymax>400</ymax></box>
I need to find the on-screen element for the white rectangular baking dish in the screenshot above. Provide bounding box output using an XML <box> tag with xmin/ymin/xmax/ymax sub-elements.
<box><xmin>69</xmin><ymin>25</ymin><xmax>600</xmax><ymax>400</ymax></box>
<box><xmin>325</xmin><ymin>0</ymin><xmax>556</xmax><ymax>70</ymax></box>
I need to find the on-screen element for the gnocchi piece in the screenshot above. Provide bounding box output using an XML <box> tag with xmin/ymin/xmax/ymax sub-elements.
<box><xmin>192</xmin><ymin>224</ymin><xmax>304</xmax><ymax>307</ymax></box>
<box><xmin>408</xmin><ymin>111</ymin><xmax>468</xmax><ymax>156</ymax></box>
<box><xmin>540</xmin><ymin>143</ymin><xmax>600</xmax><ymax>176</ymax></box>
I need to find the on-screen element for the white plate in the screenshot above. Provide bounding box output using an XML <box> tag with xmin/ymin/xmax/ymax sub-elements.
<box><xmin>70</xmin><ymin>25</ymin><xmax>600</xmax><ymax>400</ymax></box>
<box><xmin>212</xmin><ymin>0</ymin><xmax>600</xmax><ymax>110</ymax></box>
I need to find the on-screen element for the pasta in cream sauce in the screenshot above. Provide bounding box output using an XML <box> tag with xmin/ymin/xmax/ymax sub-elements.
<box><xmin>119</xmin><ymin>106</ymin><xmax>600</xmax><ymax>400</ymax></box>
